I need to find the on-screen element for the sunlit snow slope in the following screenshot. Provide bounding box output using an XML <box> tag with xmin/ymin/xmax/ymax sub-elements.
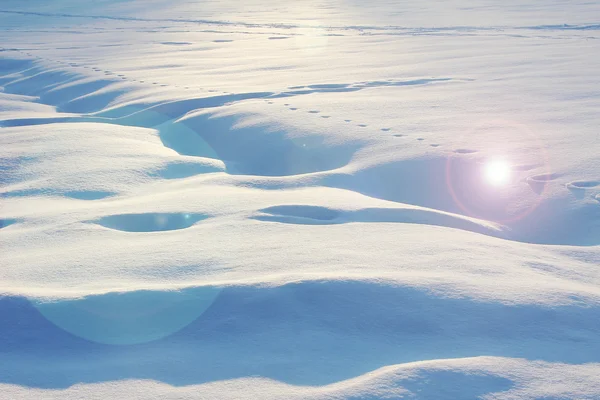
<box><xmin>1</xmin><ymin>0</ymin><xmax>599</xmax><ymax>399</ymax></box>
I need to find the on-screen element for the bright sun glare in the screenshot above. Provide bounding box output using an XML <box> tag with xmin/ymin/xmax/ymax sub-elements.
<box><xmin>484</xmin><ymin>160</ymin><xmax>511</xmax><ymax>186</ymax></box>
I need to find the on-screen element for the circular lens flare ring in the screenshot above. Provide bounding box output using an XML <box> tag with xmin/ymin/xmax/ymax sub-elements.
<box><xmin>444</xmin><ymin>118</ymin><xmax>552</xmax><ymax>224</ymax></box>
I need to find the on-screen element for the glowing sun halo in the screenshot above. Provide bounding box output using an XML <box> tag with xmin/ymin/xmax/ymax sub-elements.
<box><xmin>484</xmin><ymin>160</ymin><xmax>511</xmax><ymax>186</ymax></box>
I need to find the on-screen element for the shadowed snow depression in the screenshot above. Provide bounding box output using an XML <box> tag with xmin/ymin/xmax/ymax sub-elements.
<box><xmin>1</xmin><ymin>0</ymin><xmax>599</xmax><ymax>399</ymax></box>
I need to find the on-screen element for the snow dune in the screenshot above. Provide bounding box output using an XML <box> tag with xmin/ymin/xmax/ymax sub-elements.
<box><xmin>1</xmin><ymin>0</ymin><xmax>599</xmax><ymax>398</ymax></box>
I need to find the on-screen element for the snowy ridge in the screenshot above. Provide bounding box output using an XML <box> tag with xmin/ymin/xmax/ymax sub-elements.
<box><xmin>3</xmin><ymin>357</ymin><xmax>600</xmax><ymax>399</ymax></box>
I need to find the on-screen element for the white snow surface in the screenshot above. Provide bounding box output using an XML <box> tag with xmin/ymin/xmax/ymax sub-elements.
<box><xmin>1</xmin><ymin>0</ymin><xmax>599</xmax><ymax>398</ymax></box>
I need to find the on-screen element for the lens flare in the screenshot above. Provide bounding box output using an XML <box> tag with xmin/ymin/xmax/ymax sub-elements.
<box><xmin>484</xmin><ymin>160</ymin><xmax>511</xmax><ymax>186</ymax></box>
<box><xmin>34</xmin><ymin>287</ymin><xmax>222</xmax><ymax>345</ymax></box>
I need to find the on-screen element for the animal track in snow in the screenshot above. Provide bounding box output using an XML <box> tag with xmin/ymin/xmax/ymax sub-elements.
<box><xmin>566</xmin><ymin>180</ymin><xmax>600</xmax><ymax>190</ymax></box>
<box><xmin>527</xmin><ymin>173</ymin><xmax>560</xmax><ymax>183</ymax></box>
<box><xmin>513</xmin><ymin>164</ymin><xmax>541</xmax><ymax>171</ymax></box>
<box><xmin>526</xmin><ymin>173</ymin><xmax>562</xmax><ymax>193</ymax></box>
<box><xmin>454</xmin><ymin>149</ymin><xmax>477</xmax><ymax>154</ymax></box>
<box><xmin>3</xmin><ymin>56</ymin><xmax>462</xmax><ymax>190</ymax></box>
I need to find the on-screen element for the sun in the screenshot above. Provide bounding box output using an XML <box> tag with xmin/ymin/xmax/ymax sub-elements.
<box><xmin>484</xmin><ymin>160</ymin><xmax>511</xmax><ymax>186</ymax></box>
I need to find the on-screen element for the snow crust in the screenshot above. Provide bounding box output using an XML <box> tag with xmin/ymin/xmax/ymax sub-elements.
<box><xmin>1</xmin><ymin>0</ymin><xmax>599</xmax><ymax>398</ymax></box>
